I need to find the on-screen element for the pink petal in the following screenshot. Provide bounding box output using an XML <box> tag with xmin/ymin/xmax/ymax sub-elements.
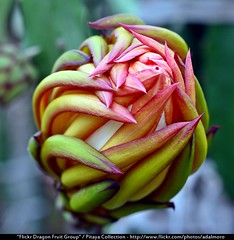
<box><xmin>185</xmin><ymin>50</ymin><xmax>196</xmax><ymax>104</ymax></box>
<box><xmin>119</xmin><ymin>23</ymin><xmax>188</xmax><ymax>60</ymax></box>
<box><xmin>110</xmin><ymin>63</ymin><xmax>129</xmax><ymax>88</ymax></box>
<box><xmin>95</xmin><ymin>90</ymin><xmax>113</xmax><ymax>108</ymax></box>
<box><xmin>164</xmin><ymin>43</ymin><xmax>185</xmax><ymax>90</ymax></box>
<box><xmin>115</xmin><ymin>45</ymin><xmax>149</xmax><ymax>62</ymax></box>
<box><xmin>131</xmin><ymin>77</ymin><xmax>174</xmax><ymax>114</ymax></box>
<box><xmin>89</xmin><ymin>53</ymin><xmax>114</xmax><ymax>76</ymax></box>
<box><xmin>120</xmin><ymin>24</ymin><xmax>165</xmax><ymax>57</ymax></box>
<box><xmin>110</xmin><ymin>102</ymin><xmax>137</xmax><ymax>124</ymax></box>
<box><xmin>108</xmin><ymin>27</ymin><xmax>134</xmax><ymax>63</ymax></box>
<box><xmin>101</xmin><ymin>83</ymin><xmax>179</xmax><ymax>150</ymax></box>
<box><xmin>124</xmin><ymin>73</ymin><xmax>146</xmax><ymax>93</ymax></box>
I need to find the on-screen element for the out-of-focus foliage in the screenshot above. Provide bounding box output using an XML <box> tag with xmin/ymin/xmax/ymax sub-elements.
<box><xmin>0</xmin><ymin>0</ymin><xmax>37</xmax><ymax>161</ymax></box>
<box><xmin>202</xmin><ymin>25</ymin><xmax>234</xmax><ymax>200</ymax></box>
<box><xmin>21</xmin><ymin>0</ymin><xmax>92</xmax><ymax>78</ymax></box>
<box><xmin>0</xmin><ymin>0</ymin><xmax>13</xmax><ymax>41</ymax></box>
<box><xmin>0</xmin><ymin>0</ymin><xmax>38</xmax><ymax>107</ymax></box>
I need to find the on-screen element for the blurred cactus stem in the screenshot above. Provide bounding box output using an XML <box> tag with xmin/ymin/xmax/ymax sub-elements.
<box><xmin>0</xmin><ymin>42</ymin><xmax>39</xmax><ymax>105</ymax></box>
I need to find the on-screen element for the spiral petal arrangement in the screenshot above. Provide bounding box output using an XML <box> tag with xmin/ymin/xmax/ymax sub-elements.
<box><xmin>28</xmin><ymin>14</ymin><xmax>211</xmax><ymax>229</ymax></box>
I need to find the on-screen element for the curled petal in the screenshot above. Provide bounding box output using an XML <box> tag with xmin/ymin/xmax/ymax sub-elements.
<box><xmin>115</xmin><ymin>44</ymin><xmax>148</xmax><ymax>62</ymax></box>
<box><xmin>119</xmin><ymin>23</ymin><xmax>189</xmax><ymax>60</ymax></box>
<box><xmin>33</xmin><ymin>71</ymin><xmax>113</xmax><ymax>128</ymax></box>
<box><xmin>108</xmin><ymin>27</ymin><xmax>134</xmax><ymax>62</ymax></box>
<box><xmin>90</xmin><ymin>28</ymin><xmax>144</xmax><ymax>76</ymax></box>
<box><xmin>124</xmin><ymin>29</ymin><xmax>165</xmax><ymax>58</ymax></box>
<box><xmin>41</xmin><ymin>94</ymin><xmax>136</xmax><ymax>137</ymax></box>
<box><xmin>80</xmin><ymin>35</ymin><xmax>109</xmax><ymax>66</ymax></box>
<box><xmin>103</xmin><ymin>115</ymin><xmax>202</xmax><ymax>210</ymax></box>
<box><xmin>88</xmin><ymin>14</ymin><xmax>144</xmax><ymax>30</ymax></box>
<box><xmin>52</xmin><ymin>50</ymin><xmax>90</xmax><ymax>72</ymax></box>
<box><xmin>78</xmin><ymin>64</ymin><xmax>114</xmax><ymax>106</ymax></box>
<box><xmin>61</xmin><ymin>120</ymin><xmax>190</xmax><ymax>188</ymax></box>
<box><xmin>40</xmin><ymin>135</ymin><xmax>122</xmax><ymax>178</ymax></box>
<box><xmin>78</xmin><ymin>62</ymin><xmax>95</xmax><ymax>74</ymax></box>
<box><xmin>89</xmin><ymin>53</ymin><xmax>114</xmax><ymax>76</ymax></box>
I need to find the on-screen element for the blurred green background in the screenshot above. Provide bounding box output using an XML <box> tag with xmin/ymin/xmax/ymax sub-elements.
<box><xmin>0</xmin><ymin>0</ymin><xmax>234</xmax><ymax>234</ymax></box>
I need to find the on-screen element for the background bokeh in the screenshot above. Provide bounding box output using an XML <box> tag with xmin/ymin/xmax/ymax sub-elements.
<box><xmin>0</xmin><ymin>0</ymin><xmax>234</xmax><ymax>234</ymax></box>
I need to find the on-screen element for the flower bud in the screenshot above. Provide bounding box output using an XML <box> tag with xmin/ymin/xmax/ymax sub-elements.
<box><xmin>28</xmin><ymin>14</ymin><xmax>211</xmax><ymax>229</ymax></box>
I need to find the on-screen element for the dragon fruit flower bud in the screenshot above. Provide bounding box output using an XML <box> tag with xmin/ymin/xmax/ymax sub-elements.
<box><xmin>28</xmin><ymin>14</ymin><xmax>211</xmax><ymax>229</ymax></box>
